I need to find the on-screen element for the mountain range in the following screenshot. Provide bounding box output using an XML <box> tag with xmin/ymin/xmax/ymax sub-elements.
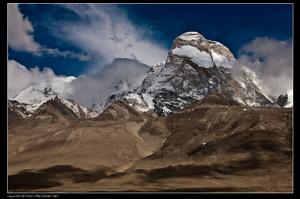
<box><xmin>9</xmin><ymin>32</ymin><xmax>280</xmax><ymax>118</ymax></box>
<box><xmin>8</xmin><ymin>32</ymin><xmax>292</xmax><ymax>192</ymax></box>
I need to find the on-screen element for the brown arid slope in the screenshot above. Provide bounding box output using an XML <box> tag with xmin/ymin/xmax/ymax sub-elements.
<box><xmin>8</xmin><ymin>100</ymin><xmax>158</xmax><ymax>185</ymax></box>
<box><xmin>8</xmin><ymin>93</ymin><xmax>292</xmax><ymax>192</ymax></box>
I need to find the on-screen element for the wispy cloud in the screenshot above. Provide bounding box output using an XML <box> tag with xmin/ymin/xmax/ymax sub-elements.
<box><xmin>43</xmin><ymin>47</ymin><xmax>90</xmax><ymax>61</ymax></box>
<box><xmin>237</xmin><ymin>37</ymin><xmax>293</xmax><ymax>102</ymax></box>
<box><xmin>7</xmin><ymin>4</ymin><xmax>90</xmax><ymax>61</ymax></box>
<box><xmin>56</xmin><ymin>4</ymin><xmax>168</xmax><ymax>66</ymax></box>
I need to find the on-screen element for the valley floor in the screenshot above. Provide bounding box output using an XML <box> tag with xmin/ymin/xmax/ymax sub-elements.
<box><xmin>8</xmin><ymin>159</ymin><xmax>292</xmax><ymax>192</ymax></box>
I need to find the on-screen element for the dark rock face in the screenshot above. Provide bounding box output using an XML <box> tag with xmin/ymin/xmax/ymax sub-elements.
<box><xmin>43</xmin><ymin>86</ymin><xmax>57</xmax><ymax>96</ymax></box>
<box><xmin>8</xmin><ymin>100</ymin><xmax>25</xmax><ymax>124</ymax></box>
<box><xmin>277</xmin><ymin>94</ymin><xmax>288</xmax><ymax>108</ymax></box>
<box><xmin>8</xmin><ymin>100</ymin><xmax>32</xmax><ymax>124</ymax></box>
<box><xmin>138</xmin><ymin>63</ymin><xmax>272</xmax><ymax>116</ymax></box>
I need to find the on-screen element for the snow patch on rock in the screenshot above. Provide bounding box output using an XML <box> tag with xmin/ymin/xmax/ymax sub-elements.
<box><xmin>172</xmin><ymin>45</ymin><xmax>214</xmax><ymax>68</ymax></box>
<box><xmin>142</xmin><ymin>93</ymin><xmax>154</xmax><ymax>109</ymax></box>
<box><xmin>211</xmin><ymin>50</ymin><xmax>234</xmax><ymax>68</ymax></box>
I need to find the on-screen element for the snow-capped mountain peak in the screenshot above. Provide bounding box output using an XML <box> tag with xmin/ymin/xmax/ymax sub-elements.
<box><xmin>122</xmin><ymin>31</ymin><xmax>273</xmax><ymax>115</ymax></box>
<box><xmin>9</xmin><ymin>32</ymin><xmax>274</xmax><ymax>117</ymax></box>
<box><xmin>13</xmin><ymin>76</ymin><xmax>76</xmax><ymax>113</ymax></box>
<box><xmin>10</xmin><ymin>75</ymin><xmax>98</xmax><ymax>119</ymax></box>
<box><xmin>172</xmin><ymin>31</ymin><xmax>235</xmax><ymax>69</ymax></box>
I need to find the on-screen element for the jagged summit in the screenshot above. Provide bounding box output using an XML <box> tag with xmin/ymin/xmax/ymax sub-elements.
<box><xmin>177</xmin><ymin>32</ymin><xmax>205</xmax><ymax>41</ymax></box>
<box><xmin>171</xmin><ymin>31</ymin><xmax>235</xmax><ymax>68</ymax></box>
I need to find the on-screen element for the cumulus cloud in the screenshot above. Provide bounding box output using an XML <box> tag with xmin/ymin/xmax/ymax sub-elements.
<box><xmin>57</xmin><ymin>4</ymin><xmax>168</xmax><ymax>66</ymax></box>
<box><xmin>69</xmin><ymin>58</ymin><xmax>149</xmax><ymax>107</ymax></box>
<box><xmin>7</xmin><ymin>4</ymin><xmax>40</xmax><ymax>53</ymax></box>
<box><xmin>7</xmin><ymin>59</ymin><xmax>58</xmax><ymax>99</ymax></box>
<box><xmin>7</xmin><ymin>4</ymin><xmax>90</xmax><ymax>61</ymax></box>
<box><xmin>237</xmin><ymin>37</ymin><xmax>293</xmax><ymax>102</ymax></box>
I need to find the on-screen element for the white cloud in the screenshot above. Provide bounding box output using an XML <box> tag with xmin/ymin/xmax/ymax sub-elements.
<box><xmin>237</xmin><ymin>37</ymin><xmax>293</xmax><ymax>103</ymax></box>
<box><xmin>7</xmin><ymin>4</ymin><xmax>40</xmax><ymax>53</ymax></box>
<box><xmin>69</xmin><ymin>58</ymin><xmax>149</xmax><ymax>108</ymax></box>
<box><xmin>57</xmin><ymin>4</ymin><xmax>168</xmax><ymax>66</ymax></box>
<box><xmin>7</xmin><ymin>59</ymin><xmax>58</xmax><ymax>99</ymax></box>
<box><xmin>7</xmin><ymin>4</ymin><xmax>90</xmax><ymax>61</ymax></box>
<box><xmin>43</xmin><ymin>47</ymin><xmax>91</xmax><ymax>61</ymax></box>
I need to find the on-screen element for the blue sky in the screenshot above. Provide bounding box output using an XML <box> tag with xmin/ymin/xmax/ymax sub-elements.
<box><xmin>8</xmin><ymin>4</ymin><xmax>292</xmax><ymax>77</ymax></box>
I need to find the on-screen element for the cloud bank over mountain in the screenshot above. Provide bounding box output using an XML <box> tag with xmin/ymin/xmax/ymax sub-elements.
<box><xmin>237</xmin><ymin>37</ymin><xmax>293</xmax><ymax>101</ymax></box>
<box><xmin>68</xmin><ymin>58</ymin><xmax>149</xmax><ymax>107</ymax></box>
<box><xmin>8</xmin><ymin>59</ymin><xmax>58</xmax><ymax>99</ymax></box>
